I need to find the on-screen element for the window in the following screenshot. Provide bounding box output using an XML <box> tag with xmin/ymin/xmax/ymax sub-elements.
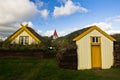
<box><xmin>91</xmin><ymin>36</ymin><xmax>100</xmax><ymax>44</ymax></box>
<box><xmin>19</xmin><ymin>36</ymin><xmax>29</xmax><ymax>45</ymax></box>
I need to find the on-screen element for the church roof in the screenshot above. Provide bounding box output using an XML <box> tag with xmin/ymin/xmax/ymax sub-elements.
<box><xmin>53</xmin><ymin>29</ymin><xmax>58</xmax><ymax>37</ymax></box>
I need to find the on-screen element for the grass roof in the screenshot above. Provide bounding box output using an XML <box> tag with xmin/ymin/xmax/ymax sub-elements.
<box><xmin>54</xmin><ymin>27</ymin><xmax>91</xmax><ymax>50</ymax></box>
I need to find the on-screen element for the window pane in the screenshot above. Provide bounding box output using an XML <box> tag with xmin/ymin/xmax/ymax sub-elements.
<box><xmin>19</xmin><ymin>36</ymin><xmax>29</xmax><ymax>45</ymax></box>
<box><xmin>92</xmin><ymin>37</ymin><xmax>95</xmax><ymax>42</ymax></box>
<box><xmin>96</xmin><ymin>37</ymin><xmax>98</xmax><ymax>42</ymax></box>
<box><xmin>19</xmin><ymin>36</ymin><xmax>23</xmax><ymax>45</ymax></box>
<box><xmin>25</xmin><ymin>36</ymin><xmax>28</xmax><ymax>44</ymax></box>
<box><xmin>92</xmin><ymin>37</ymin><xmax>100</xmax><ymax>43</ymax></box>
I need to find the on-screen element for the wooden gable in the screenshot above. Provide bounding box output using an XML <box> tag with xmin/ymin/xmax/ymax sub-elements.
<box><xmin>73</xmin><ymin>25</ymin><xmax>116</xmax><ymax>41</ymax></box>
<box><xmin>6</xmin><ymin>24</ymin><xmax>41</xmax><ymax>43</ymax></box>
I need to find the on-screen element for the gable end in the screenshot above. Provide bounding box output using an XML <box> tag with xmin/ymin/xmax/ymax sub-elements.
<box><xmin>6</xmin><ymin>25</ymin><xmax>41</xmax><ymax>43</ymax></box>
<box><xmin>73</xmin><ymin>26</ymin><xmax>116</xmax><ymax>41</ymax></box>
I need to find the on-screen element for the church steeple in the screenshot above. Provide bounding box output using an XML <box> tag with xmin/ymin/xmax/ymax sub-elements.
<box><xmin>53</xmin><ymin>29</ymin><xmax>58</xmax><ymax>39</ymax></box>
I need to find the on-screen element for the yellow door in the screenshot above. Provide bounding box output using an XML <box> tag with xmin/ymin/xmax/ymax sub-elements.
<box><xmin>91</xmin><ymin>45</ymin><xmax>101</xmax><ymax>68</ymax></box>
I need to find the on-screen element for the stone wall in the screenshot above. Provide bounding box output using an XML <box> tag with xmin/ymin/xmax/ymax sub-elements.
<box><xmin>56</xmin><ymin>48</ymin><xmax>77</xmax><ymax>70</ymax></box>
<box><xmin>114</xmin><ymin>44</ymin><xmax>120</xmax><ymax>66</ymax></box>
<box><xmin>0</xmin><ymin>49</ymin><xmax>55</xmax><ymax>59</ymax></box>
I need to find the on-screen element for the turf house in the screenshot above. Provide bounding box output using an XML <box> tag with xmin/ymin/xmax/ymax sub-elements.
<box><xmin>6</xmin><ymin>24</ymin><xmax>41</xmax><ymax>45</ymax></box>
<box><xmin>73</xmin><ymin>25</ymin><xmax>116</xmax><ymax>70</ymax></box>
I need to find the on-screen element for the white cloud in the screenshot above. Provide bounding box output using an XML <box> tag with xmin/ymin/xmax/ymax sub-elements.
<box><xmin>39</xmin><ymin>9</ymin><xmax>49</xmax><ymax>18</ymax></box>
<box><xmin>58</xmin><ymin>28</ymin><xmax>79</xmax><ymax>36</ymax></box>
<box><xmin>84</xmin><ymin>22</ymin><xmax>120</xmax><ymax>35</ymax></box>
<box><xmin>43</xmin><ymin>21</ymin><xmax>119</xmax><ymax>37</ymax></box>
<box><xmin>43</xmin><ymin>28</ymin><xmax>78</xmax><ymax>37</ymax></box>
<box><xmin>0</xmin><ymin>0</ymin><xmax>49</xmax><ymax>37</ymax></box>
<box><xmin>35</xmin><ymin>0</ymin><xmax>44</xmax><ymax>8</ymax></box>
<box><xmin>0</xmin><ymin>0</ymin><xmax>38</xmax><ymax>25</ymax></box>
<box><xmin>85</xmin><ymin>22</ymin><xmax>112</xmax><ymax>31</ymax></box>
<box><xmin>22</xmin><ymin>21</ymin><xmax>35</xmax><ymax>28</ymax></box>
<box><xmin>105</xmin><ymin>15</ymin><xmax>120</xmax><ymax>22</ymax></box>
<box><xmin>43</xmin><ymin>30</ymin><xmax>54</xmax><ymax>37</ymax></box>
<box><xmin>34</xmin><ymin>0</ymin><xmax>49</xmax><ymax>18</ymax></box>
<box><xmin>37</xmin><ymin>30</ymin><xmax>42</xmax><ymax>34</ymax></box>
<box><xmin>53</xmin><ymin>0</ymin><xmax>88</xmax><ymax>17</ymax></box>
<box><xmin>107</xmin><ymin>30</ymin><xmax>120</xmax><ymax>34</ymax></box>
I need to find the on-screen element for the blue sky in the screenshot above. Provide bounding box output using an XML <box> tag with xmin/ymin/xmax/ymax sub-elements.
<box><xmin>0</xmin><ymin>0</ymin><xmax>120</xmax><ymax>38</ymax></box>
<box><xmin>31</xmin><ymin>0</ymin><xmax>120</xmax><ymax>36</ymax></box>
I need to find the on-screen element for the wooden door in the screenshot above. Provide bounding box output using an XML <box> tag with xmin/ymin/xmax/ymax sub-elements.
<box><xmin>91</xmin><ymin>45</ymin><xmax>101</xmax><ymax>68</ymax></box>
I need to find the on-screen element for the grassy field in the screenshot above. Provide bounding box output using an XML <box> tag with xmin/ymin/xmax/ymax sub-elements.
<box><xmin>0</xmin><ymin>58</ymin><xmax>120</xmax><ymax>80</ymax></box>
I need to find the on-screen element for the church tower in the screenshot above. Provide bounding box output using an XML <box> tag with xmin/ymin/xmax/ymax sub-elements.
<box><xmin>53</xmin><ymin>29</ymin><xmax>58</xmax><ymax>39</ymax></box>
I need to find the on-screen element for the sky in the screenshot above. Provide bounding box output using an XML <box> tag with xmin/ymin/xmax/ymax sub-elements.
<box><xmin>0</xmin><ymin>0</ymin><xmax>120</xmax><ymax>38</ymax></box>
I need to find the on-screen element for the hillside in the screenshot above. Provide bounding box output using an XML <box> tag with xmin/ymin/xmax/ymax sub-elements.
<box><xmin>54</xmin><ymin>27</ymin><xmax>90</xmax><ymax>51</ymax></box>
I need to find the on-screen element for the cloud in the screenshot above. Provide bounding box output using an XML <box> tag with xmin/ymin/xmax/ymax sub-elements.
<box><xmin>39</xmin><ymin>9</ymin><xmax>49</xmax><ymax>18</ymax></box>
<box><xmin>105</xmin><ymin>15</ymin><xmax>120</xmax><ymax>22</ymax></box>
<box><xmin>0</xmin><ymin>0</ymin><xmax>49</xmax><ymax>24</ymax></box>
<box><xmin>0</xmin><ymin>24</ymin><xmax>18</xmax><ymax>37</ymax></box>
<box><xmin>53</xmin><ymin>0</ymin><xmax>88</xmax><ymax>17</ymax></box>
<box><xmin>0</xmin><ymin>0</ymin><xmax>38</xmax><ymax>37</ymax></box>
<box><xmin>43</xmin><ymin>28</ymin><xmax>78</xmax><ymax>37</ymax></box>
<box><xmin>84</xmin><ymin>22</ymin><xmax>120</xmax><ymax>34</ymax></box>
<box><xmin>43</xmin><ymin>30</ymin><xmax>53</xmax><ymax>37</ymax></box>
<box><xmin>34</xmin><ymin>0</ymin><xmax>49</xmax><ymax>18</ymax></box>
<box><xmin>107</xmin><ymin>30</ymin><xmax>120</xmax><ymax>34</ymax></box>
<box><xmin>0</xmin><ymin>25</ymin><xmax>17</xmax><ymax>33</ymax></box>
<box><xmin>85</xmin><ymin>22</ymin><xmax>112</xmax><ymax>31</ymax></box>
<box><xmin>0</xmin><ymin>21</ymin><xmax>36</xmax><ymax>37</ymax></box>
<box><xmin>0</xmin><ymin>0</ymin><xmax>49</xmax><ymax>37</ymax></box>
<box><xmin>34</xmin><ymin>0</ymin><xmax>44</xmax><ymax>8</ymax></box>
<box><xmin>22</xmin><ymin>21</ymin><xmax>35</xmax><ymax>28</ymax></box>
<box><xmin>42</xmin><ymin>21</ymin><xmax>119</xmax><ymax>37</ymax></box>
<box><xmin>37</xmin><ymin>30</ymin><xmax>42</xmax><ymax>35</ymax></box>
<box><xmin>0</xmin><ymin>0</ymin><xmax>38</xmax><ymax>25</ymax></box>
<box><xmin>22</xmin><ymin>21</ymin><xmax>43</xmax><ymax>35</ymax></box>
<box><xmin>58</xmin><ymin>28</ymin><xmax>79</xmax><ymax>36</ymax></box>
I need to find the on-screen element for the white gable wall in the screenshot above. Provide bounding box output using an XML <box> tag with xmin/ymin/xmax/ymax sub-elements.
<box><xmin>76</xmin><ymin>30</ymin><xmax>114</xmax><ymax>70</ymax></box>
<box><xmin>11</xmin><ymin>31</ymin><xmax>38</xmax><ymax>45</ymax></box>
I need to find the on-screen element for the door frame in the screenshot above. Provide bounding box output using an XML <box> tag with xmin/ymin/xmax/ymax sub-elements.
<box><xmin>90</xmin><ymin>36</ymin><xmax>102</xmax><ymax>68</ymax></box>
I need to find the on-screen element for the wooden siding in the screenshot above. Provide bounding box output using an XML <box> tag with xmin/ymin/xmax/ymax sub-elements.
<box><xmin>76</xmin><ymin>35</ymin><xmax>91</xmax><ymax>69</ymax></box>
<box><xmin>11</xmin><ymin>31</ymin><xmax>37</xmax><ymax>45</ymax></box>
<box><xmin>76</xmin><ymin>30</ymin><xmax>114</xmax><ymax>70</ymax></box>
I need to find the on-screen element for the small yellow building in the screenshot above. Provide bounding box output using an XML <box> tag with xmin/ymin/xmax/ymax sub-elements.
<box><xmin>73</xmin><ymin>25</ymin><xmax>116</xmax><ymax>70</ymax></box>
<box><xmin>6</xmin><ymin>24</ymin><xmax>41</xmax><ymax>45</ymax></box>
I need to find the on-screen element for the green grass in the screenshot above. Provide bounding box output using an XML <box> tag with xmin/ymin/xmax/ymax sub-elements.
<box><xmin>0</xmin><ymin>59</ymin><xmax>120</xmax><ymax>80</ymax></box>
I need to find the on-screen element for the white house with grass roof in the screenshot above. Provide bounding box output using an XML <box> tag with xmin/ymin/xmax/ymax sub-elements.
<box><xmin>6</xmin><ymin>24</ymin><xmax>41</xmax><ymax>45</ymax></box>
<box><xmin>73</xmin><ymin>25</ymin><xmax>116</xmax><ymax>70</ymax></box>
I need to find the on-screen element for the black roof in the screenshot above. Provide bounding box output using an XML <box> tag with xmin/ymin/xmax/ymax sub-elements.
<box><xmin>26</xmin><ymin>27</ymin><xmax>43</xmax><ymax>40</ymax></box>
<box><xmin>65</xmin><ymin>26</ymin><xmax>91</xmax><ymax>40</ymax></box>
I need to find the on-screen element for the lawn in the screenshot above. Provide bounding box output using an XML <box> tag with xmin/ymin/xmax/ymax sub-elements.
<box><xmin>0</xmin><ymin>58</ymin><xmax>120</xmax><ymax>80</ymax></box>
